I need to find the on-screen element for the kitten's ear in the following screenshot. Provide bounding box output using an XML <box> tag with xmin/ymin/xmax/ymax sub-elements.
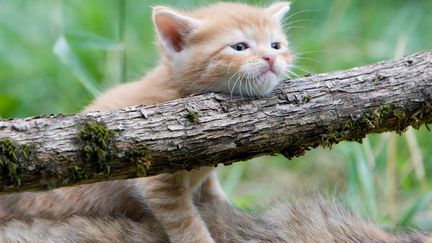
<box><xmin>265</xmin><ymin>2</ymin><xmax>291</xmax><ymax>22</ymax></box>
<box><xmin>152</xmin><ymin>6</ymin><xmax>201</xmax><ymax>54</ymax></box>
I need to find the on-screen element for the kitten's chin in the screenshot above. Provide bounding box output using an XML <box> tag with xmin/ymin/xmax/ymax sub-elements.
<box><xmin>254</xmin><ymin>76</ymin><xmax>280</xmax><ymax>97</ymax></box>
<box><xmin>227</xmin><ymin>75</ymin><xmax>280</xmax><ymax>98</ymax></box>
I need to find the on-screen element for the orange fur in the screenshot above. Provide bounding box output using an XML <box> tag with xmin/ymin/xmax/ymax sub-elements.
<box><xmin>86</xmin><ymin>4</ymin><xmax>293</xmax><ymax>240</ymax></box>
<box><xmin>2</xmin><ymin>2</ymin><xmax>293</xmax><ymax>243</ymax></box>
<box><xmin>85</xmin><ymin>2</ymin><xmax>293</xmax><ymax>112</ymax></box>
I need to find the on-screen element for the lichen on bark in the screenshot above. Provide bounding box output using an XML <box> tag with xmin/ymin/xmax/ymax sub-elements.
<box><xmin>0</xmin><ymin>140</ymin><xmax>33</xmax><ymax>188</ymax></box>
<box><xmin>125</xmin><ymin>143</ymin><xmax>152</xmax><ymax>177</ymax></box>
<box><xmin>77</xmin><ymin>120</ymin><xmax>116</xmax><ymax>176</ymax></box>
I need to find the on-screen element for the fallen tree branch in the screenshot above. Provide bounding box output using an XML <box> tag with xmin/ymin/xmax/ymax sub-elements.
<box><xmin>1</xmin><ymin>51</ymin><xmax>431</xmax><ymax>193</ymax></box>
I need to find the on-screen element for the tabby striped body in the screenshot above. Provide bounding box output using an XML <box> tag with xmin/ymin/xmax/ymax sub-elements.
<box><xmin>1</xmin><ymin>197</ymin><xmax>430</xmax><ymax>243</ymax></box>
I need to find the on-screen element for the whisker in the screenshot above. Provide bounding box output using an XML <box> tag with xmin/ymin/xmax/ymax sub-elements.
<box><xmin>292</xmin><ymin>57</ymin><xmax>321</xmax><ymax>64</ymax></box>
<box><xmin>285</xmin><ymin>25</ymin><xmax>313</xmax><ymax>31</ymax></box>
<box><xmin>227</xmin><ymin>70</ymin><xmax>241</xmax><ymax>95</ymax></box>
<box><xmin>247</xmin><ymin>73</ymin><xmax>253</xmax><ymax>99</ymax></box>
<box><xmin>285</xmin><ymin>18</ymin><xmax>318</xmax><ymax>26</ymax></box>
<box><xmin>231</xmin><ymin>72</ymin><xmax>244</xmax><ymax>97</ymax></box>
<box><xmin>292</xmin><ymin>49</ymin><xmax>323</xmax><ymax>56</ymax></box>
<box><xmin>285</xmin><ymin>69</ymin><xmax>302</xmax><ymax>79</ymax></box>
<box><xmin>290</xmin><ymin>64</ymin><xmax>315</xmax><ymax>74</ymax></box>
<box><xmin>282</xmin><ymin>9</ymin><xmax>318</xmax><ymax>24</ymax></box>
<box><xmin>251</xmin><ymin>70</ymin><xmax>260</xmax><ymax>97</ymax></box>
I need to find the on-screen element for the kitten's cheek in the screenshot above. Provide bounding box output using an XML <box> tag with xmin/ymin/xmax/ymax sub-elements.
<box><xmin>274</xmin><ymin>62</ymin><xmax>288</xmax><ymax>78</ymax></box>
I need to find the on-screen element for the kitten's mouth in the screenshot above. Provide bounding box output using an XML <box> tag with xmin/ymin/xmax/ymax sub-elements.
<box><xmin>259</xmin><ymin>67</ymin><xmax>275</xmax><ymax>77</ymax></box>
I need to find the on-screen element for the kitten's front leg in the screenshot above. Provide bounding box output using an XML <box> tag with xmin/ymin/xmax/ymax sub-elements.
<box><xmin>194</xmin><ymin>171</ymin><xmax>228</xmax><ymax>204</ymax></box>
<box><xmin>134</xmin><ymin>172</ymin><xmax>215</xmax><ymax>243</ymax></box>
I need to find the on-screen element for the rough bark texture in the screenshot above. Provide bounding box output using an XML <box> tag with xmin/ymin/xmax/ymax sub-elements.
<box><xmin>0</xmin><ymin>51</ymin><xmax>431</xmax><ymax>193</ymax></box>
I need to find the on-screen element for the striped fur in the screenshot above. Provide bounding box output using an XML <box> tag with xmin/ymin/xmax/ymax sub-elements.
<box><xmin>1</xmin><ymin>197</ymin><xmax>430</xmax><ymax>243</ymax></box>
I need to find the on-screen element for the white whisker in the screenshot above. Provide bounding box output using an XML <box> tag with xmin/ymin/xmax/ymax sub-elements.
<box><xmin>231</xmin><ymin>71</ymin><xmax>244</xmax><ymax>97</ymax></box>
<box><xmin>282</xmin><ymin>9</ymin><xmax>317</xmax><ymax>24</ymax></box>
<box><xmin>285</xmin><ymin>69</ymin><xmax>302</xmax><ymax>79</ymax></box>
<box><xmin>290</xmin><ymin>64</ymin><xmax>315</xmax><ymax>74</ymax></box>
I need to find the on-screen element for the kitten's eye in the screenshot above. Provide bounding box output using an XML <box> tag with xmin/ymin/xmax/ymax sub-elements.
<box><xmin>231</xmin><ymin>42</ymin><xmax>249</xmax><ymax>51</ymax></box>
<box><xmin>271</xmin><ymin>42</ymin><xmax>281</xmax><ymax>50</ymax></box>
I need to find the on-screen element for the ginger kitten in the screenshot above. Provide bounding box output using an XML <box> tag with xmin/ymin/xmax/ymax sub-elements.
<box><xmin>84</xmin><ymin>2</ymin><xmax>292</xmax><ymax>111</ymax></box>
<box><xmin>0</xmin><ymin>2</ymin><xmax>293</xmax><ymax>243</ymax></box>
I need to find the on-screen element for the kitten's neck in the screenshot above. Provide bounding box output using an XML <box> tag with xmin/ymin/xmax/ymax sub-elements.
<box><xmin>137</xmin><ymin>63</ymin><xmax>184</xmax><ymax>102</ymax></box>
<box><xmin>146</xmin><ymin>60</ymin><xmax>198</xmax><ymax>97</ymax></box>
<box><xmin>84</xmin><ymin>63</ymin><xmax>183</xmax><ymax>112</ymax></box>
<box><xmin>142</xmin><ymin>64</ymin><xmax>169</xmax><ymax>85</ymax></box>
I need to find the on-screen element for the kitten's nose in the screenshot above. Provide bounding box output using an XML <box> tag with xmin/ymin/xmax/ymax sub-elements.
<box><xmin>262</xmin><ymin>55</ymin><xmax>276</xmax><ymax>67</ymax></box>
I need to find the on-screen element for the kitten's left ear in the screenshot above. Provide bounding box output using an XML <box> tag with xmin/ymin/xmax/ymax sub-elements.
<box><xmin>152</xmin><ymin>6</ymin><xmax>201</xmax><ymax>55</ymax></box>
<box><xmin>265</xmin><ymin>2</ymin><xmax>291</xmax><ymax>22</ymax></box>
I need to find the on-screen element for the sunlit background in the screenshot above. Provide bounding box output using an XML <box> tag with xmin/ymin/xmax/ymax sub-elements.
<box><xmin>1</xmin><ymin>0</ymin><xmax>431</xmax><ymax>230</ymax></box>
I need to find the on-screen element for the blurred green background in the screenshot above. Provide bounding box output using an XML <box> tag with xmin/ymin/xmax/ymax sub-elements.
<box><xmin>1</xmin><ymin>0</ymin><xmax>431</xmax><ymax>230</ymax></box>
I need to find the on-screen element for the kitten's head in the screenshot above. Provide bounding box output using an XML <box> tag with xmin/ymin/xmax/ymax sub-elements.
<box><xmin>153</xmin><ymin>2</ymin><xmax>292</xmax><ymax>97</ymax></box>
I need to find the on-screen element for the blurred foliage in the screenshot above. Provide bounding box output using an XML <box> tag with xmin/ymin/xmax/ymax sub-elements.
<box><xmin>0</xmin><ymin>0</ymin><xmax>431</xmax><ymax>230</ymax></box>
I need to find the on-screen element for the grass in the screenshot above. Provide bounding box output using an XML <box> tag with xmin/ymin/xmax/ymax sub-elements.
<box><xmin>0</xmin><ymin>0</ymin><xmax>431</xmax><ymax>230</ymax></box>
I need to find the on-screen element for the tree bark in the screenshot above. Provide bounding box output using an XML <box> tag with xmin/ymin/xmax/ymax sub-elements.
<box><xmin>1</xmin><ymin>51</ymin><xmax>431</xmax><ymax>193</ymax></box>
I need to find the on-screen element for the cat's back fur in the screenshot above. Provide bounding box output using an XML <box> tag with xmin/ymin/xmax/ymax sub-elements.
<box><xmin>0</xmin><ymin>197</ymin><xmax>429</xmax><ymax>243</ymax></box>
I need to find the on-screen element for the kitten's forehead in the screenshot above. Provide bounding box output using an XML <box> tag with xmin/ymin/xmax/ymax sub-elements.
<box><xmin>189</xmin><ymin>2</ymin><xmax>269</xmax><ymax>16</ymax></box>
<box><xmin>188</xmin><ymin>3</ymin><xmax>286</xmax><ymax>45</ymax></box>
<box><xmin>190</xmin><ymin>3</ymin><xmax>277</xmax><ymax>27</ymax></box>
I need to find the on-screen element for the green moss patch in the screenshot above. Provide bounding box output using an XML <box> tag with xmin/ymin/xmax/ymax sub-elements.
<box><xmin>0</xmin><ymin>140</ymin><xmax>32</xmax><ymax>187</ymax></box>
<box><xmin>319</xmin><ymin>104</ymin><xmax>410</xmax><ymax>147</ymax></box>
<box><xmin>302</xmin><ymin>95</ymin><xmax>312</xmax><ymax>103</ymax></box>
<box><xmin>186</xmin><ymin>111</ymin><xmax>199</xmax><ymax>124</ymax></box>
<box><xmin>126</xmin><ymin>144</ymin><xmax>151</xmax><ymax>177</ymax></box>
<box><xmin>78</xmin><ymin>120</ymin><xmax>115</xmax><ymax>176</ymax></box>
<box><xmin>70</xmin><ymin>165</ymin><xmax>87</xmax><ymax>181</ymax></box>
<box><xmin>281</xmin><ymin>102</ymin><xmax>432</xmax><ymax>159</ymax></box>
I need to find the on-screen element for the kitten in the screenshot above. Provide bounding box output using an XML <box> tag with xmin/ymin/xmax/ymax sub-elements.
<box><xmin>1</xmin><ymin>197</ymin><xmax>430</xmax><ymax>243</ymax></box>
<box><xmin>0</xmin><ymin>2</ymin><xmax>293</xmax><ymax>243</ymax></box>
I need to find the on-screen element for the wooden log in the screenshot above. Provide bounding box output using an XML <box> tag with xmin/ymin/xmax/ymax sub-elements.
<box><xmin>0</xmin><ymin>51</ymin><xmax>431</xmax><ymax>193</ymax></box>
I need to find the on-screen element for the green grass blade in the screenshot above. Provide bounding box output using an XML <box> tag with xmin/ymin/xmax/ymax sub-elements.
<box><xmin>63</xmin><ymin>31</ymin><xmax>125</xmax><ymax>85</ymax></box>
<box><xmin>117</xmin><ymin>0</ymin><xmax>126</xmax><ymax>83</ymax></box>
<box><xmin>354</xmin><ymin>146</ymin><xmax>378</xmax><ymax>217</ymax></box>
<box><xmin>53</xmin><ymin>36</ymin><xmax>100</xmax><ymax>97</ymax></box>
<box><xmin>65</xmin><ymin>32</ymin><xmax>122</xmax><ymax>51</ymax></box>
<box><xmin>396</xmin><ymin>192</ymin><xmax>432</xmax><ymax>227</ymax></box>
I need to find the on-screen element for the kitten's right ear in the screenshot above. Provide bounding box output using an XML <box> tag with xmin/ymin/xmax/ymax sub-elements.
<box><xmin>152</xmin><ymin>6</ymin><xmax>201</xmax><ymax>55</ymax></box>
<box><xmin>265</xmin><ymin>2</ymin><xmax>291</xmax><ymax>22</ymax></box>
